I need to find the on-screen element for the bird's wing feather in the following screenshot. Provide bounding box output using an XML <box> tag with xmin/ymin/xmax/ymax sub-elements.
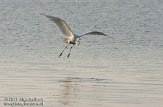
<box><xmin>79</xmin><ymin>31</ymin><xmax>113</xmax><ymax>38</ymax></box>
<box><xmin>41</xmin><ymin>14</ymin><xmax>73</xmax><ymax>37</ymax></box>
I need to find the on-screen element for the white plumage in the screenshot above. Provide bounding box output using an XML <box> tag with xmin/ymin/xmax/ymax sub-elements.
<box><xmin>41</xmin><ymin>14</ymin><xmax>113</xmax><ymax>58</ymax></box>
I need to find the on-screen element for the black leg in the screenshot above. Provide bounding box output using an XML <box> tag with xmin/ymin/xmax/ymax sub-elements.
<box><xmin>67</xmin><ymin>44</ymin><xmax>75</xmax><ymax>58</ymax></box>
<box><xmin>59</xmin><ymin>44</ymin><xmax>69</xmax><ymax>58</ymax></box>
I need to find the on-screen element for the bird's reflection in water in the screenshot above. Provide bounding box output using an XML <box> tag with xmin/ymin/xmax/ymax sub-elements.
<box><xmin>59</xmin><ymin>77</ymin><xmax>79</xmax><ymax>106</ymax></box>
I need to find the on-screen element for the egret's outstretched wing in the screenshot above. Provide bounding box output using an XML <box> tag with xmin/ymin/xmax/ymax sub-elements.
<box><xmin>41</xmin><ymin>14</ymin><xmax>73</xmax><ymax>37</ymax></box>
<box><xmin>79</xmin><ymin>31</ymin><xmax>113</xmax><ymax>38</ymax></box>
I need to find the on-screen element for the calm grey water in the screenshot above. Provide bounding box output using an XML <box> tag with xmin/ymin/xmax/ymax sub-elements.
<box><xmin>0</xmin><ymin>0</ymin><xmax>163</xmax><ymax>107</ymax></box>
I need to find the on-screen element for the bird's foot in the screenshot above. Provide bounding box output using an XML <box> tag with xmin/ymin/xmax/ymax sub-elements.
<box><xmin>67</xmin><ymin>53</ymin><xmax>70</xmax><ymax>58</ymax></box>
<box><xmin>59</xmin><ymin>53</ymin><xmax>62</xmax><ymax>58</ymax></box>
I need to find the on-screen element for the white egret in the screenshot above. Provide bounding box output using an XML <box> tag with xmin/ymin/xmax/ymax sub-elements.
<box><xmin>41</xmin><ymin>14</ymin><xmax>113</xmax><ymax>58</ymax></box>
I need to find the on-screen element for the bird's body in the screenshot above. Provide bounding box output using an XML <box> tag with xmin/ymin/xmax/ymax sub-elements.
<box><xmin>64</xmin><ymin>34</ymin><xmax>77</xmax><ymax>44</ymax></box>
<box><xmin>41</xmin><ymin>14</ymin><xmax>113</xmax><ymax>58</ymax></box>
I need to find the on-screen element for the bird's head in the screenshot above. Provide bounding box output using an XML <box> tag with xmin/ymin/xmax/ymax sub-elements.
<box><xmin>75</xmin><ymin>38</ymin><xmax>81</xmax><ymax>46</ymax></box>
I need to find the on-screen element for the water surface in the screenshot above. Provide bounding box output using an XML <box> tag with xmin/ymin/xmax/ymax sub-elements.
<box><xmin>0</xmin><ymin>0</ymin><xmax>163</xmax><ymax>107</ymax></box>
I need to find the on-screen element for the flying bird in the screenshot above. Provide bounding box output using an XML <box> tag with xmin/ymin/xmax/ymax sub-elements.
<box><xmin>41</xmin><ymin>14</ymin><xmax>113</xmax><ymax>58</ymax></box>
